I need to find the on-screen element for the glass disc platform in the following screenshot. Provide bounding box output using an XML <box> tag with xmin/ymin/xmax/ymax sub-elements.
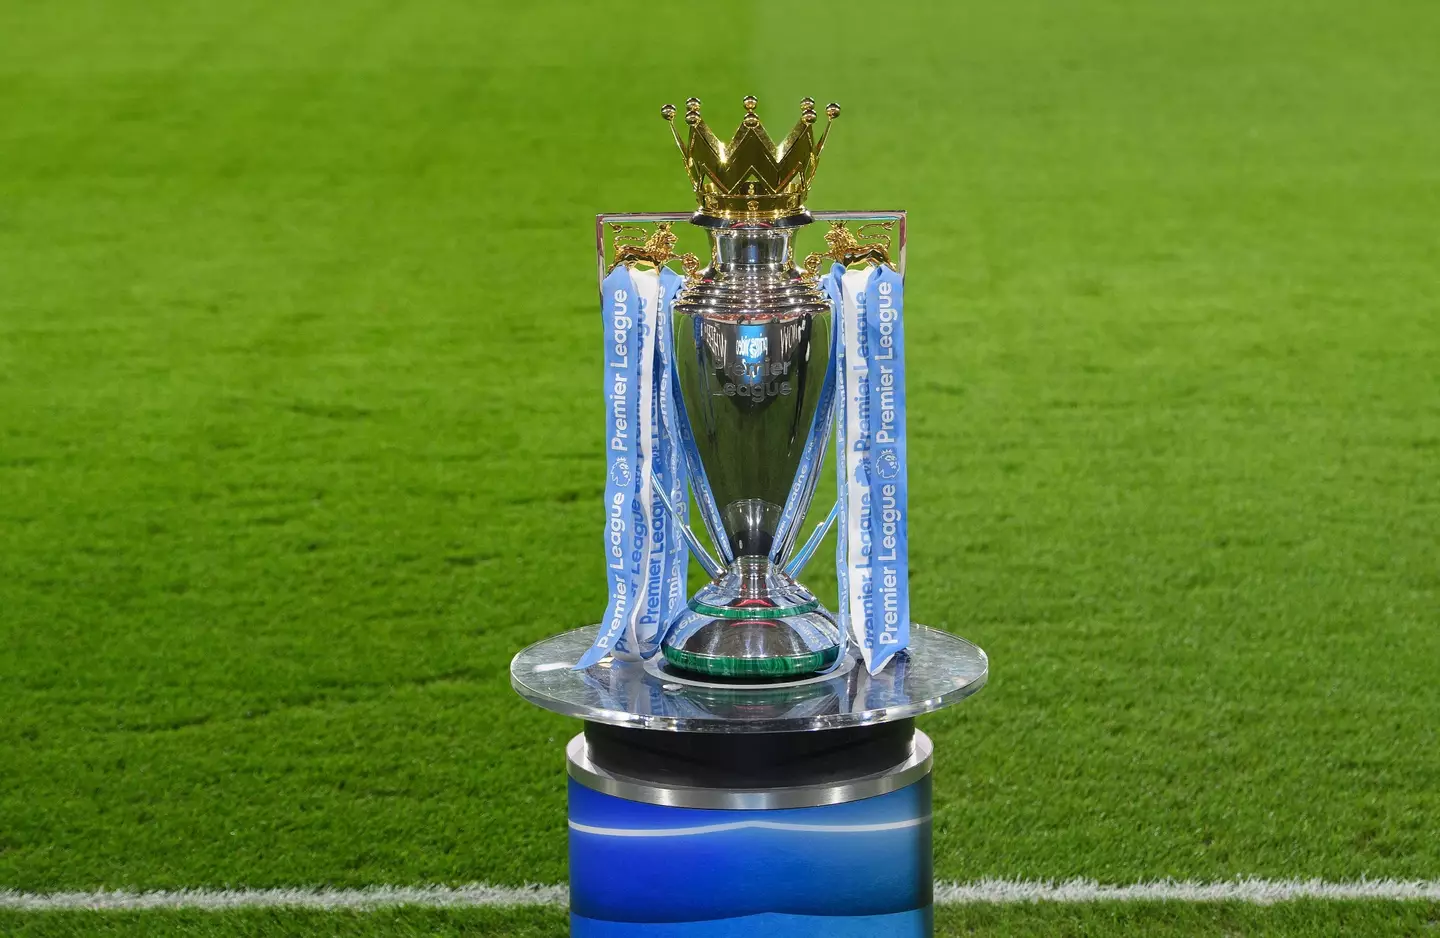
<box><xmin>511</xmin><ymin>624</ymin><xmax>988</xmax><ymax>734</ymax></box>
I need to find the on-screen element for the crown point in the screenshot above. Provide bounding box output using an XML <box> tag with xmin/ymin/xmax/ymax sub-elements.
<box><xmin>743</xmin><ymin>95</ymin><xmax>758</xmax><ymax>111</ymax></box>
<box><xmin>661</xmin><ymin>103</ymin><xmax>677</xmax><ymax>121</ymax></box>
<box><xmin>800</xmin><ymin>96</ymin><xmax>815</xmax><ymax>109</ymax></box>
<box><xmin>802</xmin><ymin>107</ymin><xmax>817</xmax><ymax>124</ymax></box>
<box><xmin>685</xmin><ymin>97</ymin><xmax>701</xmax><ymax>110</ymax></box>
<box><xmin>685</xmin><ymin>110</ymin><xmax>702</xmax><ymax>126</ymax></box>
<box><xmin>826</xmin><ymin>102</ymin><xmax>841</xmax><ymax>119</ymax></box>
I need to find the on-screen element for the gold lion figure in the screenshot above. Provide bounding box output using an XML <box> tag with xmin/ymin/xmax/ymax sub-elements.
<box><xmin>608</xmin><ymin>222</ymin><xmax>701</xmax><ymax>279</ymax></box>
<box><xmin>803</xmin><ymin>221</ymin><xmax>896</xmax><ymax>279</ymax></box>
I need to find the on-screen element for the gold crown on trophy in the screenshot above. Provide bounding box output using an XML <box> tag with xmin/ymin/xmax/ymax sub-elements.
<box><xmin>662</xmin><ymin>95</ymin><xmax>839</xmax><ymax>224</ymax></box>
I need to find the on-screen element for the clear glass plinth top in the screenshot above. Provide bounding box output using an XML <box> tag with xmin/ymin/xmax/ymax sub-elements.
<box><xmin>511</xmin><ymin>625</ymin><xmax>987</xmax><ymax>734</ymax></box>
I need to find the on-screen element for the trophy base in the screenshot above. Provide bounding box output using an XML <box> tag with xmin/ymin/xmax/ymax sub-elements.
<box><xmin>661</xmin><ymin>558</ymin><xmax>844</xmax><ymax>680</ymax></box>
<box><xmin>568</xmin><ymin>724</ymin><xmax>933</xmax><ymax>936</ymax></box>
<box><xmin>514</xmin><ymin>623</ymin><xmax>990</xmax><ymax>938</ymax></box>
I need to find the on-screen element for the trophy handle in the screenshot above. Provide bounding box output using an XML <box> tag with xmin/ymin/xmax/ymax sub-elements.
<box><xmin>651</xmin><ymin>469</ymin><xmax>725</xmax><ymax>580</ymax></box>
<box><xmin>782</xmin><ymin>500</ymin><xmax>840</xmax><ymax>579</ymax></box>
<box><xmin>802</xmin><ymin>220</ymin><xmax>896</xmax><ymax>279</ymax></box>
<box><xmin>595</xmin><ymin>212</ymin><xmax>905</xmax><ymax>291</ymax></box>
<box><xmin>801</xmin><ymin>251</ymin><xmax>828</xmax><ymax>280</ymax></box>
<box><xmin>606</xmin><ymin>221</ymin><xmax>686</xmax><ymax>275</ymax></box>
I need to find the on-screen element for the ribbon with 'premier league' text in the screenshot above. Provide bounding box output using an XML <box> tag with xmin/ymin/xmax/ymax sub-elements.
<box><xmin>577</xmin><ymin>265</ymin><xmax>644</xmax><ymax>669</ymax></box>
<box><xmin>614</xmin><ymin>267</ymin><xmax>688</xmax><ymax>659</ymax></box>
<box><xmin>577</xmin><ymin>266</ymin><xmax>687</xmax><ymax>669</ymax></box>
<box><xmin>656</xmin><ymin>268</ymin><xmax>690</xmax><ymax>642</ymax></box>
<box><xmin>863</xmin><ymin>265</ymin><xmax>909</xmax><ymax>666</ymax></box>
<box><xmin>836</xmin><ymin>263</ymin><xmax>910</xmax><ymax>673</ymax></box>
<box><xmin>824</xmin><ymin>265</ymin><xmax>856</xmax><ymax>660</ymax></box>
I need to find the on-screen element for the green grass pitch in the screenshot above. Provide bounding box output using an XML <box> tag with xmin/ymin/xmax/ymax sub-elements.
<box><xmin>1</xmin><ymin>0</ymin><xmax>1437</xmax><ymax>934</ymax></box>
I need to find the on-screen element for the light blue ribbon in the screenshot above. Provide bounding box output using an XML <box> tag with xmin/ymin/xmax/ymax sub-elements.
<box><xmin>826</xmin><ymin>265</ymin><xmax>856</xmax><ymax>655</ymax></box>
<box><xmin>862</xmin><ymin>265</ymin><xmax>909</xmax><ymax>671</ymax></box>
<box><xmin>577</xmin><ymin>266</ymin><xmax>647</xmax><ymax>669</ymax></box>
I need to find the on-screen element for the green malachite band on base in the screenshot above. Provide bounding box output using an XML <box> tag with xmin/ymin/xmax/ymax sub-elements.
<box><xmin>687</xmin><ymin>598</ymin><xmax>820</xmax><ymax>620</ymax></box>
<box><xmin>661</xmin><ymin>644</ymin><xmax>841</xmax><ymax>679</ymax></box>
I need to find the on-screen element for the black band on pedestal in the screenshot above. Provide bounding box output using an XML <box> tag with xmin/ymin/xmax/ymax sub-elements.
<box><xmin>582</xmin><ymin>719</ymin><xmax>915</xmax><ymax>791</ymax></box>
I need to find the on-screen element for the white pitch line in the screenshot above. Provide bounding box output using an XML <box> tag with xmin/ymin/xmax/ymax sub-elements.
<box><xmin>0</xmin><ymin>884</ymin><xmax>569</xmax><ymax>912</ymax></box>
<box><xmin>2</xmin><ymin>879</ymin><xmax>1439</xmax><ymax>912</ymax></box>
<box><xmin>934</xmin><ymin>878</ymin><xmax>1440</xmax><ymax>905</ymax></box>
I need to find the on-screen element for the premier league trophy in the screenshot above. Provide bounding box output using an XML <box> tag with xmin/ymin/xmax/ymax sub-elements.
<box><xmin>657</xmin><ymin>94</ymin><xmax>846</xmax><ymax>679</ymax></box>
<box><xmin>512</xmin><ymin>97</ymin><xmax>989</xmax><ymax>938</ymax></box>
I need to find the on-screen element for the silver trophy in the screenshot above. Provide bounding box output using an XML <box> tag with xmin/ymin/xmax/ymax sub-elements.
<box><xmin>600</xmin><ymin>96</ymin><xmax>901</xmax><ymax>680</ymax></box>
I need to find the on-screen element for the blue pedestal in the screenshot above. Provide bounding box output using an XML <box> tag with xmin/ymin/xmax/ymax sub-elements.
<box><xmin>569</xmin><ymin>746</ymin><xmax>934</xmax><ymax>937</ymax></box>
<box><xmin>513</xmin><ymin>628</ymin><xmax>988</xmax><ymax>938</ymax></box>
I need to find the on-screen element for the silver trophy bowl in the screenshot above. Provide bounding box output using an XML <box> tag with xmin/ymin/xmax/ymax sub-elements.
<box><xmin>663</xmin><ymin>223</ymin><xmax>843</xmax><ymax>679</ymax></box>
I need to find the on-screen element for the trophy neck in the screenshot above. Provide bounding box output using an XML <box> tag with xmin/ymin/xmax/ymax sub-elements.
<box><xmin>705</xmin><ymin>226</ymin><xmax>802</xmax><ymax>280</ymax></box>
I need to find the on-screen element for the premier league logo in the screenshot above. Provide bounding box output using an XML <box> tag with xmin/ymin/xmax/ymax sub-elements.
<box><xmin>876</xmin><ymin>448</ymin><xmax>900</xmax><ymax>481</ymax></box>
<box><xmin>610</xmin><ymin>457</ymin><xmax>632</xmax><ymax>489</ymax></box>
